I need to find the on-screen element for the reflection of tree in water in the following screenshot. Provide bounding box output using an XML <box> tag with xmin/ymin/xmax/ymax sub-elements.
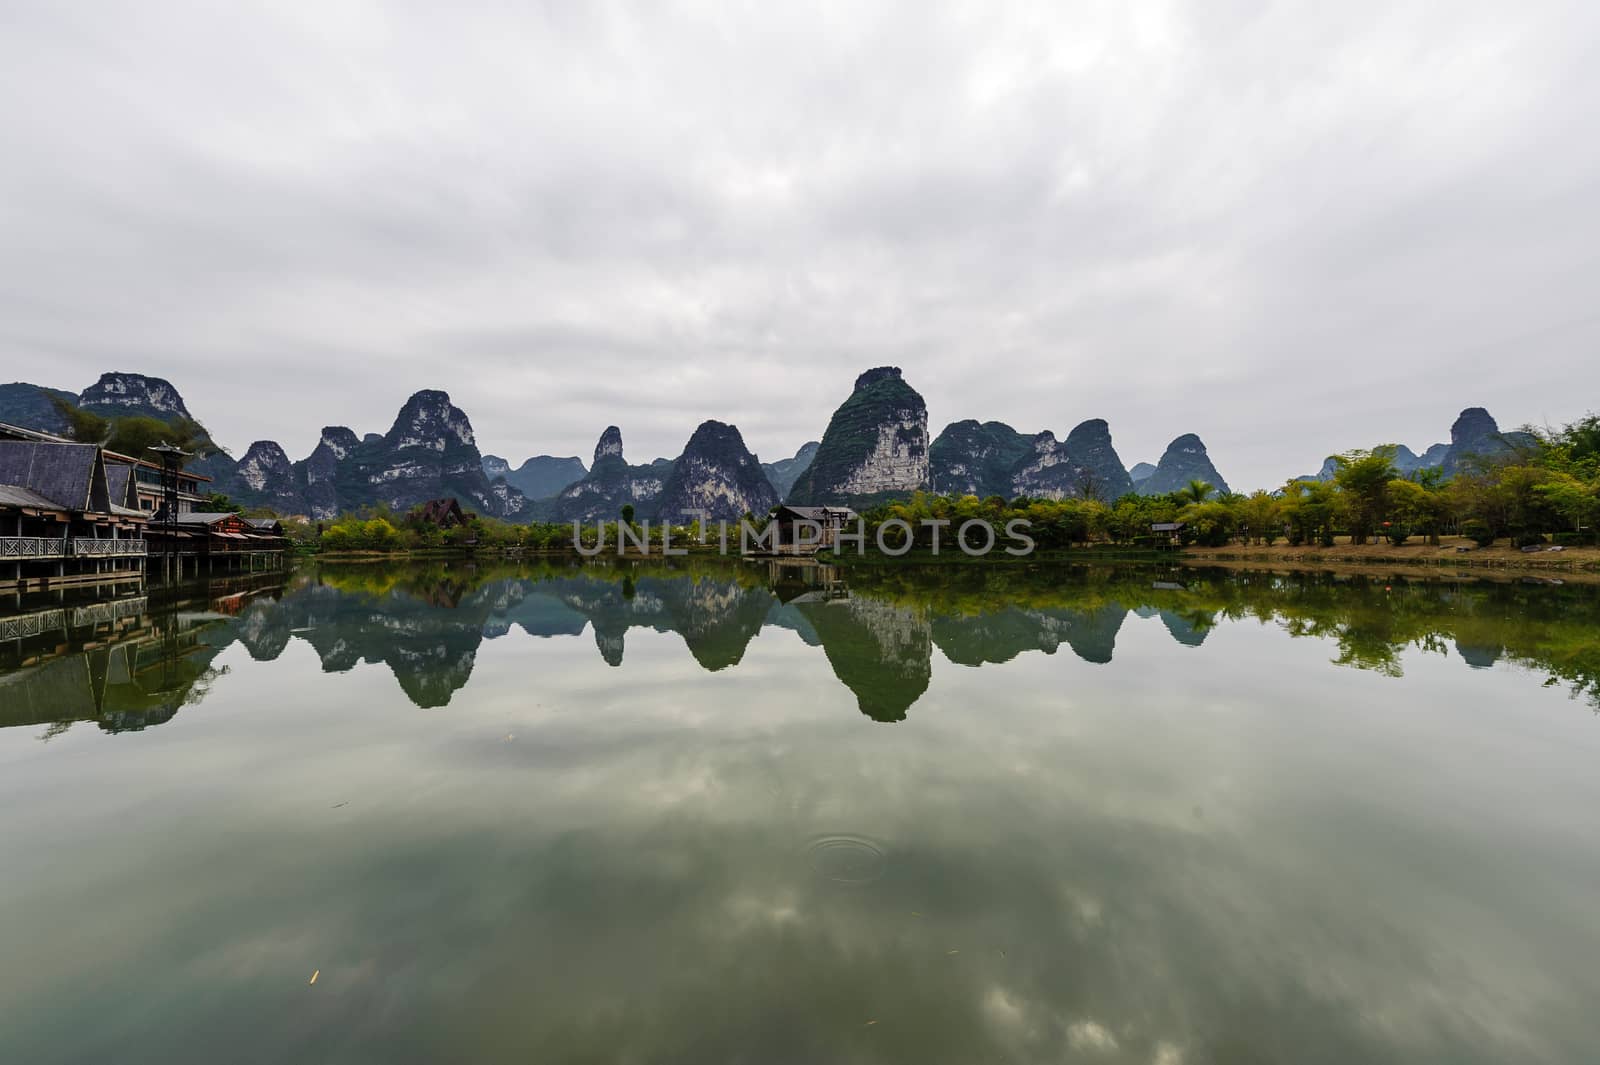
<box><xmin>9</xmin><ymin>559</ymin><xmax>1600</xmax><ymax>730</ymax></box>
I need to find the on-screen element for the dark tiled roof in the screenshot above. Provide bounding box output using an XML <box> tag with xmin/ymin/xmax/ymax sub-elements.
<box><xmin>0</xmin><ymin>484</ymin><xmax>67</xmax><ymax>510</ymax></box>
<box><xmin>0</xmin><ymin>441</ymin><xmax>102</xmax><ymax>511</ymax></box>
<box><xmin>773</xmin><ymin>505</ymin><xmax>859</xmax><ymax>520</ymax></box>
<box><xmin>246</xmin><ymin>517</ymin><xmax>284</xmax><ymax>531</ymax></box>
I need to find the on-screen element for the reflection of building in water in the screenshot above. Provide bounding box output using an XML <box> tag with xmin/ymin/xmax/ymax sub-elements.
<box><xmin>763</xmin><ymin>560</ymin><xmax>849</xmax><ymax>603</ymax></box>
<box><xmin>761</xmin><ymin>506</ymin><xmax>859</xmax><ymax>555</ymax></box>
<box><xmin>0</xmin><ymin>589</ymin><xmax>243</xmax><ymax>733</ymax></box>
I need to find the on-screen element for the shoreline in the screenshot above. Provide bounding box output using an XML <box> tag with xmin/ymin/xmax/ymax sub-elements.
<box><xmin>300</xmin><ymin>539</ymin><xmax>1600</xmax><ymax>583</ymax></box>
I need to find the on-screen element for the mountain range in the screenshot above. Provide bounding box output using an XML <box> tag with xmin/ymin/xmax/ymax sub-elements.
<box><xmin>0</xmin><ymin>370</ymin><xmax>1542</xmax><ymax>522</ymax></box>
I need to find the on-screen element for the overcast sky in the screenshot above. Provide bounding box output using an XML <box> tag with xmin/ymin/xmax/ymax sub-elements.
<box><xmin>2</xmin><ymin>2</ymin><xmax>1596</xmax><ymax>489</ymax></box>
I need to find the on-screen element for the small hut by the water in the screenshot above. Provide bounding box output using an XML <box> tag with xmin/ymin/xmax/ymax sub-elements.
<box><xmin>766</xmin><ymin>505</ymin><xmax>860</xmax><ymax>554</ymax></box>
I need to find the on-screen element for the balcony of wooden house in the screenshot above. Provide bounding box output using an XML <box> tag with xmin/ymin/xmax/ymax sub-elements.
<box><xmin>0</xmin><ymin>440</ymin><xmax>149</xmax><ymax>594</ymax></box>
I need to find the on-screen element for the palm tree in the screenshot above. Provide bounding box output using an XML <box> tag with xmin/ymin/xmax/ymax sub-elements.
<box><xmin>1179</xmin><ymin>479</ymin><xmax>1214</xmax><ymax>505</ymax></box>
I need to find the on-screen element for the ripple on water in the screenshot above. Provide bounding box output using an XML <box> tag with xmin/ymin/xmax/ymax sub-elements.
<box><xmin>804</xmin><ymin>834</ymin><xmax>888</xmax><ymax>885</ymax></box>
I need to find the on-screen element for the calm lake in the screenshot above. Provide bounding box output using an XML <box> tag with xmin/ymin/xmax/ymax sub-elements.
<box><xmin>2</xmin><ymin>559</ymin><xmax>1598</xmax><ymax>1064</ymax></box>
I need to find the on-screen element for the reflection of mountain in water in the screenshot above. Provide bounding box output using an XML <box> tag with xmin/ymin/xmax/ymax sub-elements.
<box><xmin>932</xmin><ymin>605</ymin><xmax>1129</xmax><ymax>666</ymax></box>
<box><xmin>542</xmin><ymin>573</ymin><xmax>776</xmax><ymax>670</ymax></box>
<box><xmin>1159</xmin><ymin>609</ymin><xmax>1213</xmax><ymax>647</ymax></box>
<box><xmin>6</xmin><ymin>561</ymin><xmax>1600</xmax><ymax>730</ymax></box>
<box><xmin>794</xmin><ymin>597</ymin><xmax>932</xmax><ymax>722</ymax></box>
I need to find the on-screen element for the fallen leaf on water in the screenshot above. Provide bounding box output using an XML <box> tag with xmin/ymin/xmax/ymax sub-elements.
<box><xmin>308</xmin><ymin>970</ymin><xmax>319</xmax><ymax>986</ymax></box>
<box><xmin>946</xmin><ymin>949</ymin><xmax>960</xmax><ymax>955</ymax></box>
<box><xmin>330</xmin><ymin>802</ymin><xmax>347</xmax><ymax>809</ymax></box>
<box><xmin>910</xmin><ymin>911</ymin><xmax>923</xmax><ymax>917</ymax></box>
<box><xmin>864</xmin><ymin>1020</ymin><xmax>877</xmax><ymax>1027</ymax></box>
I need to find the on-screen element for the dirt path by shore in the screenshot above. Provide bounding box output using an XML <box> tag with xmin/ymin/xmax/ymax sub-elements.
<box><xmin>1182</xmin><ymin>536</ymin><xmax>1600</xmax><ymax>582</ymax></box>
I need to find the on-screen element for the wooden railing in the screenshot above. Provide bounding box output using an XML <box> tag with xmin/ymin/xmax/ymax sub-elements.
<box><xmin>0</xmin><ymin>537</ymin><xmax>68</xmax><ymax>560</ymax></box>
<box><xmin>71</xmin><ymin>596</ymin><xmax>148</xmax><ymax>627</ymax></box>
<box><xmin>0</xmin><ymin>608</ymin><xmax>65</xmax><ymax>640</ymax></box>
<box><xmin>72</xmin><ymin>538</ymin><xmax>148</xmax><ymax>557</ymax></box>
<box><xmin>0</xmin><ymin>537</ymin><xmax>148</xmax><ymax>560</ymax></box>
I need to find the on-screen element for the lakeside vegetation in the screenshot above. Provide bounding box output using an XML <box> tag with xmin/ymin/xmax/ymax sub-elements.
<box><xmin>845</xmin><ymin>413</ymin><xmax>1600</xmax><ymax>553</ymax></box>
<box><xmin>179</xmin><ymin>412</ymin><xmax>1600</xmax><ymax>571</ymax></box>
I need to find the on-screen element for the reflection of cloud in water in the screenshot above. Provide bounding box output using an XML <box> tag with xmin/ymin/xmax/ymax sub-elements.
<box><xmin>3</xmin><ymin>570</ymin><xmax>1599</xmax><ymax>1064</ymax></box>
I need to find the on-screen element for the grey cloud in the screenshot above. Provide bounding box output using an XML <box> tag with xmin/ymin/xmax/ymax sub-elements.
<box><xmin>1</xmin><ymin>2</ymin><xmax>1596</xmax><ymax>486</ymax></box>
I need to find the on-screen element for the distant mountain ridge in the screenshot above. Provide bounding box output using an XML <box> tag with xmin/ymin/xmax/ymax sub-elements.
<box><xmin>482</xmin><ymin>453</ymin><xmax>587</xmax><ymax>500</ymax></box>
<box><xmin>1294</xmin><ymin>408</ymin><xmax>1538</xmax><ymax>483</ymax></box>
<box><xmin>0</xmin><ymin>370</ymin><xmax>1550</xmax><ymax>520</ymax></box>
<box><xmin>929</xmin><ymin>417</ymin><xmax>1134</xmax><ymax>501</ymax></box>
<box><xmin>761</xmin><ymin>441</ymin><xmax>819</xmax><ymax>499</ymax></box>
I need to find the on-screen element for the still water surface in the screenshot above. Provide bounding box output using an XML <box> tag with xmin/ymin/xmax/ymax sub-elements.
<box><xmin>2</xmin><ymin>559</ymin><xmax>1598</xmax><ymax>1064</ymax></box>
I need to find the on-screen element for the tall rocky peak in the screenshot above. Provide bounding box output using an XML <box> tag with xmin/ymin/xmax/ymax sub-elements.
<box><xmin>1441</xmin><ymin>406</ymin><xmax>1536</xmax><ymax>474</ymax></box>
<box><xmin>854</xmin><ymin>366</ymin><xmax>905</xmax><ymax>390</ymax></box>
<box><xmin>761</xmin><ymin>440</ymin><xmax>820</xmax><ymax>499</ymax></box>
<box><xmin>1137</xmin><ymin>433</ymin><xmax>1231</xmax><ymax>496</ymax></box>
<box><xmin>1450</xmin><ymin>407</ymin><xmax>1500</xmax><ymax>447</ymax></box>
<box><xmin>786</xmin><ymin>366</ymin><xmax>930</xmax><ymax>505</ymax></box>
<box><xmin>78</xmin><ymin>372</ymin><xmax>193</xmax><ymax>420</ymax></box>
<box><xmin>330</xmin><ymin>390</ymin><xmax>526</xmax><ymax>519</ymax></box>
<box><xmin>655</xmin><ymin>420</ymin><xmax>778</xmax><ymax>522</ymax></box>
<box><xmin>296</xmin><ymin>426</ymin><xmax>360</xmax><ymax>519</ymax></box>
<box><xmin>316</xmin><ymin>426</ymin><xmax>360</xmax><ymax>460</ymax></box>
<box><xmin>234</xmin><ymin>441</ymin><xmax>303</xmax><ymax>513</ymax></box>
<box><xmin>1060</xmin><ymin>418</ymin><xmax>1134</xmax><ymax>500</ymax></box>
<box><xmin>483</xmin><ymin>454</ymin><xmax>511</xmax><ymax>479</ymax></box>
<box><xmin>545</xmin><ymin>425</ymin><xmax>671</xmax><ymax>522</ymax></box>
<box><xmin>929</xmin><ymin>420</ymin><xmax>1034</xmax><ymax>497</ymax></box>
<box><xmin>594</xmin><ymin>426</ymin><xmax>625</xmax><ymax>466</ymax></box>
<box><xmin>1129</xmin><ymin>461</ymin><xmax>1157</xmax><ymax>485</ymax></box>
<box><xmin>387</xmin><ymin>389</ymin><xmax>475</xmax><ymax>450</ymax></box>
<box><xmin>929</xmin><ymin>416</ymin><xmax>1134</xmax><ymax>502</ymax></box>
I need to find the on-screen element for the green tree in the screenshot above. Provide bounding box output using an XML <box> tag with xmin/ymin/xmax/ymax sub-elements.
<box><xmin>1533</xmin><ymin>471</ymin><xmax>1598</xmax><ymax>543</ymax></box>
<box><xmin>1332</xmin><ymin>447</ymin><xmax>1398</xmax><ymax>544</ymax></box>
<box><xmin>1237</xmin><ymin>490</ymin><xmax>1282</xmax><ymax>545</ymax></box>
